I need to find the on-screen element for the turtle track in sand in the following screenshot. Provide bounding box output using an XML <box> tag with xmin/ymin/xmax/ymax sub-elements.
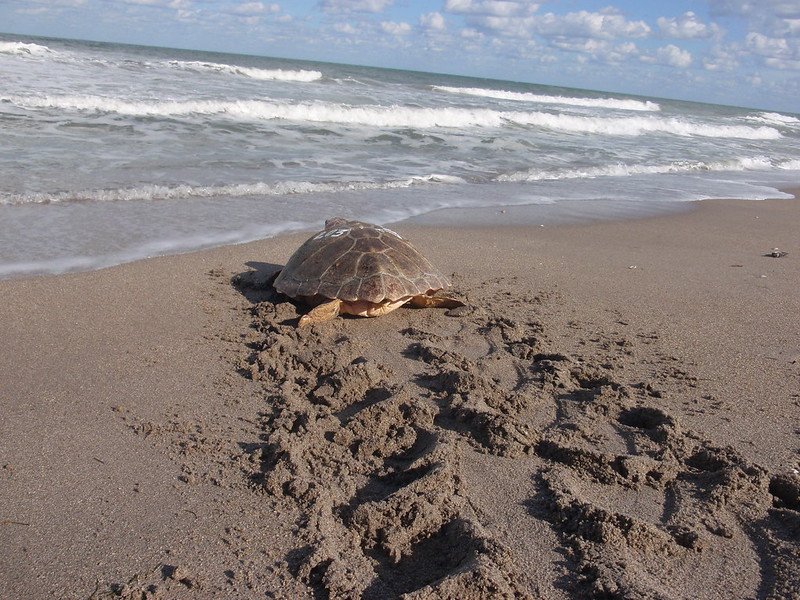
<box><xmin>230</xmin><ymin>272</ymin><xmax>800</xmax><ymax>599</ymax></box>
<box><xmin>240</xmin><ymin>283</ymin><xmax>533</xmax><ymax>599</ymax></box>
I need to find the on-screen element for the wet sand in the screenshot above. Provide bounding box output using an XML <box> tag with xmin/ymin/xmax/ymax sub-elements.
<box><xmin>1</xmin><ymin>196</ymin><xmax>799</xmax><ymax>599</ymax></box>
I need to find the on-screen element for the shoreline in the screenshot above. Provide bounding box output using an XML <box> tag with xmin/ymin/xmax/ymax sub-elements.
<box><xmin>397</xmin><ymin>196</ymin><xmax>696</xmax><ymax>228</ymax></box>
<box><xmin>2</xmin><ymin>188</ymin><xmax>797</xmax><ymax>283</ymax></box>
<box><xmin>1</xmin><ymin>194</ymin><xmax>799</xmax><ymax>598</ymax></box>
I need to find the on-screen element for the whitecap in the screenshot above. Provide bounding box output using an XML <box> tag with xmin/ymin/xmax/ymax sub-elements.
<box><xmin>5</xmin><ymin>94</ymin><xmax>781</xmax><ymax>140</ymax></box>
<box><xmin>0</xmin><ymin>41</ymin><xmax>54</xmax><ymax>58</ymax></box>
<box><xmin>497</xmin><ymin>156</ymin><xmax>785</xmax><ymax>183</ymax></box>
<box><xmin>433</xmin><ymin>85</ymin><xmax>660</xmax><ymax>112</ymax></box>
<box><xmin>778</xmin><ymin>159</ymin><xmax>800</xmax><ymax>170</ymax></box>
<box><xmin>168</xmin><ymin>60</ymin><xmax>322</xmax><ymax>82</ymax></box>
<box><xmin>0</xmin><ymin>174</ymin><xmax>467</xmax><ymax>206</ymax></box>
<box><xmin>746</xmin><ymin>111</ymin><xmax>800</xmax><ymax>126</ymax></box>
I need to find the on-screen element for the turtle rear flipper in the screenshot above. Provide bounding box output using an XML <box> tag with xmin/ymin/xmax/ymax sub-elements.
<box><xmin>299</xmin><ymin>299</ymin><xmax>342</xmax><ymax>327</ymax></box>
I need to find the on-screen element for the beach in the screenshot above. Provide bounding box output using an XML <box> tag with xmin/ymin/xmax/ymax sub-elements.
<box><xmin>1</xmin><ymin>195</ymin><xmax>798</xmax><ymax>599</ymax></box>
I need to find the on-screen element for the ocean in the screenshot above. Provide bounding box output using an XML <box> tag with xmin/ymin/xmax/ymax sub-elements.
<box><xmin>1</xmin><ymin>33</ymin><xmax>799</xmax><ymax>279</ymax></box>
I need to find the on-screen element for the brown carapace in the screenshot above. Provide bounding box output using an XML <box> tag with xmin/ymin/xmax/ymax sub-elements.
<box><xmin>274</xmin><ymin>217</ymin><xmax>463</xmax><ymax>326</ymax></box>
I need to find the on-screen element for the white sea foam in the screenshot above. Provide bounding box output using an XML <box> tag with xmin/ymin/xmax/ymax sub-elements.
<box><xmin>5</xmin><ymin>94</ymin><xmax>781</xmax><ymax>139</ymax></box>
<box><xmin>334</xmin><ymin>77</ymin><xmax>369</xmax><ymax>86</ymax></box>
<box><xmin>433</xmin><ymin>85</ymin><xmax>660</xmax><ymax>112</ymax></box>
<box><xmin>778</xmin><ymin>159</ymin><xmax>800</xmax><ymax>170</ymax></box>
<box><xmin>507</xmin><ymin>112</ymin><xmax>780</xmax><ymax>138</ymax></box>
<box><xmin>168</xmin><ymin>60</ymin><xmax>322</xmax><ymax>82</ymax></box>
<box><xmin>0</xmin><ymin>41</ymin><xmax>54</xmax><ymax>57</ymax></box>
<box><xmin>0</xmin><ymin>220</ymin><xmax>310</xmax><ymax>279</ymax></box>
<box><xmin>0</xmin><ymin>174</ymin><xmax>465</xmax><ymax>206</ymax></box>
<box><xmin>746</xmin><ymin>111</ymin><xmax>800</xmax><ymax>126</ymax></box>
<box><xmin>497</xmin><ymin>156</ymin><xmax>787</xmax><ymax>183</ymax></box>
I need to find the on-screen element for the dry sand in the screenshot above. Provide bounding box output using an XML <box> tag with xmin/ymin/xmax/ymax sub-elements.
<box><xmin>1</xmin><ymin>196</ymin><xmax>799</xmax><ymax>599</ymax></box>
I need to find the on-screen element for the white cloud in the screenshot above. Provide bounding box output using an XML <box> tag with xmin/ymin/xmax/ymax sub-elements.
<box><xmin>114</xmin><ymin>0</ymin><xmax>196</xmax><ymax>6</ymax></box>
<box><xmin>746</xmin><ymin>31</ymin><xmax>789</xmax><ymax>55</ymax></box>
<box><xmin>538</xmin><ymin>8</ymin><xmax>651</xmax><ymax>39</ymax></box>
<box><xmin>122</xmin><ymin>0</ymin><xmax>192</xmax><ymax>9</ymax></box>
<box><xmin>642</xmin><ymin>44</ymin><xmax>693</xmax><ymax>68</ymax></box>
<box><xmin>705</xmin><ymin>0</ymin><xmax>800</xmax><ymax>71</ymax></box>
<box><xmin>745</xmin><ymin>32</ymin><xmax>800</xmax><ymax>69</ymax></box>
<box><xmin>709</xmin><ymin>0</ymin><xmax>800</xmax><ymax>42</ymax></box>
<box><xmin>657</xmin><ymin>11</ymin><xmax>721</xmax><ymax>39</ymax></box>
<box><xmin>460</xmin><ymin>28</ymin><xmax>484</xmax><ymax>40</ymax></box>
<box><xmin>320</xmin><ymin>0</ymin><xmax>393</xmax><ymax>13</ymax></box>
<box><xmin>444</xmin><ymin>0</ymin><xmax>537</xmax><ymax>17</ymax></box>
<box><xmin>781</xmin><ymin>19</ymin><xmax>800</xmax><ymax>35</ymax></box>
<box><xmin>553</xmin><ymin>37</ymin><xmax>639</xmax><ymax>64</ymax></box>
<box><xmin>475</xmin><ymin>15</ymin><xmax>534</xmax><ymax>38</ymax></box>
<box><xmin>473</xmin><ymin>8</ymin><xmax>651</xmax><ymax>41</ymax></box>
<box><xmin>380</xmin><ymin>20</ymin><xmax>411</xmax><ymax>36</ymax></box>
<box><xmin>709</xmin><ymin>0</ymin><xmax>800</xmax><ymax>19</ymax></box>
<box><xmin>333</xmin><ymin>22</ymin><xmax>357</xmax><ymax>35</ymax></box>
<box><xmin>703</xmin><ymin>44</ymin><xmax>740</xmax><ymax>71</ymax></box>
<box><xmin>232</xmin><ymin>2</ymin><xmax>281</xmax><ymax>16</ymax></box>
<box><xmin>420</xmin><ymin>12</ymin><xmax>446</xmax><ymax>31</ymax></box>
<box><xmin>659</xmin><ymin>44</ymin><xmax>693</xmax><ymax>67</ymax></box>
<box><xmin>12</xmin><ymin>0</ymin><xmax>86</xmax><ymax>7</ymax></box>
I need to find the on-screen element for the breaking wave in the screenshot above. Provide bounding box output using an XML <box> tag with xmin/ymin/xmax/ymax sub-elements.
<box><xmin>778</xmin><ymin>159</ymin><xmax>800</xmax><ymax>170</ymax></box>
<box><xmin>497</xmin><ymin>156</ymin><xmax>796</xmax><ymax>182</ymax></box>
<box><xmin>0</xmin><ymin>174</ymin><xmax>465</xmax><ymax>206</ymax></box>
<box><xmin>168</xmin><ymin>60</ymin><xmax>322</xmax><ymax>82</ymax></box>
<box><xmin>433</xmin><ymin>85</ymin><xmax>660</xmax><ymax>112</ymax></box>
<box><xmin>0</xmin><ymin>41</ymin><xmax>54</xmax><ymax>57</ymax></box>
<box><xmin>5</xmin><ymin>94</ymin><xmax>782</xmax><ymax>139</ymax></box>
<box><xmin>745</xmin><ymin>111</ymin><xmax>800</xmax><ymax>127</ymax></box>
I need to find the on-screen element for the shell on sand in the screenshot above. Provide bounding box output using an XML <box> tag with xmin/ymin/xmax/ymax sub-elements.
<box><xmin>273</xmin><ymin>217</ymin><xmax>451</xmax><ymax>304</ymax></box>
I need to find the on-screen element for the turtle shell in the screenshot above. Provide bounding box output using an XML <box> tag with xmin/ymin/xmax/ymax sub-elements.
<box><xmin>274</xmin><ymin>217</ymin><xmax>451</xmax><ymax>304</ymax></box>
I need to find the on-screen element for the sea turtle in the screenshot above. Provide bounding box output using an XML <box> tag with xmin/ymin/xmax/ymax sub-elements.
<box><xmin>274</xmin><ymin>217</ymin><xmax>463</xmax><ymax>326</ymax></box>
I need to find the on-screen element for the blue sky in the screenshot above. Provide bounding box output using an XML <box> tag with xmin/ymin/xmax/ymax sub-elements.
<box><xmin>2</xmin><ymin>0</ymin><xmax>799</xmax><ymax>112</ymax></box>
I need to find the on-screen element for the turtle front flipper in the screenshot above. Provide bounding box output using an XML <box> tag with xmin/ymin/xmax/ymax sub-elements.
<box><xmin>409</xmin><ymin>294</ymin><xmax>464</xmax><ymax>309</ymax></box>
<box><xmin>299</xmin><ymin>299</ymin><xmax>342</xmax><ymax>327</ymax></box>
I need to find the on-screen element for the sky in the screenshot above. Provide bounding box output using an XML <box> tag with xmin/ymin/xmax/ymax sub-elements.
<box><xmin>2</xmin><ymin>0</ymin><xmax>799</xmax><ymax>112</ymax></box>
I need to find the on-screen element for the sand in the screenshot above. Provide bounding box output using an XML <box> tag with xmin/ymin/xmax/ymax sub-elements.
<box><xmin>1</xmin><ymin>196</ymin><xmax>799</xmax><ymax>599</ymax></box>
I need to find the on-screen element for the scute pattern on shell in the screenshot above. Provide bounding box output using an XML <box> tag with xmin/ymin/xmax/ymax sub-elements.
<box><xmin>274</xmin><ymin>218</ymin><xmax>451</xmax><ymax>304</ymax></box>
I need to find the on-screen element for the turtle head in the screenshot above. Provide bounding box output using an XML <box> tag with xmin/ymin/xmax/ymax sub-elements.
<box><xmin>325</xmin><ymin>216</ymin><xmax>350</xmax><ymax>230</ymax></box>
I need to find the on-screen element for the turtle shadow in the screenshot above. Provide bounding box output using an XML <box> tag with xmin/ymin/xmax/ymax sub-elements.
<box><xmin>232</xmin><ymin>261</ymin><xmax>333</xmax><ymax>327</ymax></box>
<box><xmin>231</xmin><ymin>261</ymin><xmax>284</xmax><ymax>305</ymax></box>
